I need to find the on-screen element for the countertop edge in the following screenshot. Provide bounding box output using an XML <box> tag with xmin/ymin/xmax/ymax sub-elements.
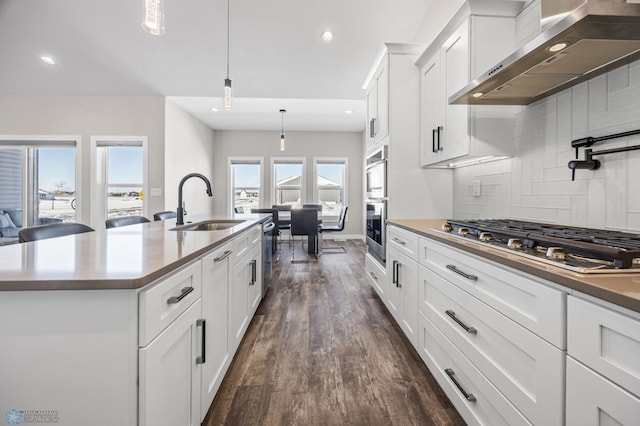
<box><xmin>388</xmin><ymin>219</ymin><xmax>640</xmax><ymax>314</ymax></box>
<box><xmin>0</xmin><ymin>215</ymin><xmax>271</xmax><ymax>292</ymax></box>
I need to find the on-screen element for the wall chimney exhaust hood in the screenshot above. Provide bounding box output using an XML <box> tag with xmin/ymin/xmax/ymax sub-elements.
<box><xmin>450</xmin><ymin>0</ymin><xmax>640</xmax><ymax>105</ymax></box>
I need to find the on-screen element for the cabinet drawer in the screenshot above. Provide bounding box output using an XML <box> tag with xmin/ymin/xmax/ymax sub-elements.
<box><xmin>233</xmin><ymin>225</ymin><xmax>261</xmax><ymax>264</ymax></box>
<box><xmin>365</xmin><ymin>253</ymin><xmax>387</xmax><ymax>300</ymax></box>
<box><xmin>566</xmin><ymin>356</ymin><xmax>640</xmax><ymax>426</ymax></box>
<box><xmin>421</xmin><ymin>266</ymin><xmax>564</xmax><ymax>425</ymax></box>
<box><xmin>568</xmin><ymin>295</ymin><xmax>640</xmax><ymax>398</ymax></box>
<box><xmin>422</xmin><ymin>238</ymin><xmax>566</xmax><ymax>348</ymax></box>
<box><xmin>388</xmin><ymin>225</ymin><xmax>419</xmax><ymax>261</ymax></box>
<box><xmin>139</xmin><ymin>260</ymin><xmax>202</xmax><ymax>346</ymax></box>
<box><xmin>417</xmin><ymin>310</ymin><xmax>531</xmax><ymax>426</ymax></box>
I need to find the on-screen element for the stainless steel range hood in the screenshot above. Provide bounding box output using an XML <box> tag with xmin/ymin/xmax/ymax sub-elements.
<box><xmin>450</xmin><ymin>0</ymin><xmax>640</xmax><ymax>105</ymax></box>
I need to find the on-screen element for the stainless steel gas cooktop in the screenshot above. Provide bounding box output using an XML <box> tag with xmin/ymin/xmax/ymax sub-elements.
<box><xmin>436</xmin><ymin>219</ymin><xmax>640</xmax><ymax>274</ymax></box>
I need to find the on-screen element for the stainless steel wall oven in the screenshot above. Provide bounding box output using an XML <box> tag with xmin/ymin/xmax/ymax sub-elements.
<box><xmin>365</xmin><ymin>146</ymin><xmax>387</xmax><ymax>265</ymax></box>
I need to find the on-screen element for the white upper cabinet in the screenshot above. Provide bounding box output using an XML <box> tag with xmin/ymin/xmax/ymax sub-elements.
<box><xmin>365</xmin><ymin>57</ymin><xmax>390</xmax><ymax>149</ymax></box>
<box><xmin>418</xmin><ymin>5</ymin><xmax>522</xmax><ymax>168</ymax></box>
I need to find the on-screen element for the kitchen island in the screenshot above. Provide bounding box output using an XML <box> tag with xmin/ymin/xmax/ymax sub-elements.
<box><xmin>0</xmin><ymin>214</ymin><xmax>269</xmax><ymax>426</ymax></box>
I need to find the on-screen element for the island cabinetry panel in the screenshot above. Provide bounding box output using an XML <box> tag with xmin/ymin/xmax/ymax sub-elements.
<box><xmin>139</xmin><ymin>299</ymin><xmax>202</xmax><ymax>426</ymax></box>
<box><xmin>229</xmin><ymin>231</ymin><xmax>262</xmax><ymax>353</ymax></box>
<box><xmin>0</xmin><ymin>289</ymin><xmax>139</xmax><ymax>426</ymax></box>
<box><xmin>139</xmin><ymin>260</ymin><xmax>202</xmax><ymax>346</ymax></box>
<box><xmin>200</xmin><ymin>241</ymin><xmax>233</xmax><ymax>420</ymax></box>
<box><xmin>566</xmin><ymin>295</ymin><xmax>640</xmax><ymax>424</ymax></box>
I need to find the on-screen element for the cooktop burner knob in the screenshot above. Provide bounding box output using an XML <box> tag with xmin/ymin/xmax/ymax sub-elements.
<box><xmin>478</xmin><ymin>232</ymin><xmax>492</xmax><ymax>242</ymax></box>
<box><xmin>507</xmin><ymin>238</ymin><xmax>523</xmax><ymax>249</ymax></box>
<box><xmin>458</xmin><ymin>228</ymin><xmax>470</xmax><ymax>236</ymax></box>
<box><xmin>442</xmin><ymin>223</ymin><xmax>453</xmax><ymax>232</ymax></box>
<box><xmin>546</xmin><ymin>247</ymin><xmax>566</xmax><ymax>260</ymax></box>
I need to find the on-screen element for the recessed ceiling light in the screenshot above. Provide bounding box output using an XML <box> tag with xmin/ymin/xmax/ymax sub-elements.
<box><xmin>345</xmin><ymin>110</ymin><xmax>353</xmax><ymax>114</ymax></box>
<box><xmin>321</xmin><ymin>31</ymin><xmax>334</xmax><ymax>43</ymax></box>
<box><xmin>40</xmin><ymin>55</ymin><xmax>56</xmax><ymax>66</ymax></box>
<box><xmin>547</xmin><ymin>42</ymin><xmax>569</xmax><ymax>53</ymax></box>
<box><xmin>211</xmin><ymin>107</ymin><xmax>220</xmax><ymax>112</ymax></box>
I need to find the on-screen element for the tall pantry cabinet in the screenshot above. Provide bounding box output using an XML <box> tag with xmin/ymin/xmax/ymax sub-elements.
<box><xmin>364</xmin><ymin>43</ymin><xmax>453</xmax><ymax>220</ymax></box>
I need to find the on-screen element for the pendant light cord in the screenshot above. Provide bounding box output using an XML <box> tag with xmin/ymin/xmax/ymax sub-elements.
<box><xmin>226</xmin><ymin>0</ymin><xmax>230</xmax><ymax>79</ymax></box>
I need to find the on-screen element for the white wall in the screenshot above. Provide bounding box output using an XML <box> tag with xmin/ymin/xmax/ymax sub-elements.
<box><xmin>164</xmin><ymin>100</ymin><xmax>216</xmax><ymax>217</ymax></box>
<box><xmin>453</xmin><ymin>60</ymin><xmax>640</xmax><ymax>232</ymax></box>
<box><xmin>212</xmin><ymin>130</ymin><xmax>364</xmax><ymax>238</ymax></box>
<box><xmin>0</xmin><ymin>95</ymin><xmax>166</xmax><ymax>225</ymax></box>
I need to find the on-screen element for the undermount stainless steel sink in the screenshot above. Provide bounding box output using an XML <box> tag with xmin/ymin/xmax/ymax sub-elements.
<box><xmin>170</xmin><ymin>220</ymin><xmax>246</xmax><ymax>231</ymax></box>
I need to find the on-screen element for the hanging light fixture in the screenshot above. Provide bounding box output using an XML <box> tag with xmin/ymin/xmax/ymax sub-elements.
<box><xmin>280</xmin><ymin>109</ymin><xmax>286</xmax><ymax>151</ymax></box>
<box><xmin>224</xmin><ymin>0</ymin><xmax>232</xmax><ymax>110</ymax></box>
<box><xmin>142</xmin><ymin>0</ymin><xmax>165</xmax><ymax>35</ymax></box>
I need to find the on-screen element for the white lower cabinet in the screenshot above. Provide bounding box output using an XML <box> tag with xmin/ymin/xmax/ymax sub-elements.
<box><xmin>200</xmin><ymin>242</ymin><xmax>233</xmax><ymax>420</ymax></box>
<box><xmin>386</xmin><ymin>243</ymin><xmax>419</xmax><ymax>349</ymax></box>
<box><xmin>230</xmin><ymin>238</ymin><xmax>262</xmax><ymax>353</ymax></box>
<box><xmin>139</xmin><ymin>300</ymin><xmax>203</xmax><ymax>426</ymax></box>
<box><xmin>566</xmin><ymin>295</ymin><xmax>640</xmax><ymax>424</ymax></box>
<box><xmin>418</xmin><ymin>310</ymin><xmax>531</xmax><ymax>426</ymax></box>
<box><xmin>365</xmin><ymin>253</ymin><xmax>387</xmax><ymax>300</ymax></box>
<box><xmin>566</xmin><ymin>357</ymin><xmax>640</xmax><ymax>426</ymax></box>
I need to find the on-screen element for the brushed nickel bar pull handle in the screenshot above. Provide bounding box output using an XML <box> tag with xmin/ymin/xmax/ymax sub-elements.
<box><xmin>249</xmin><ymin>259</ymin><xmax>257</xmax><ymax>285</ymax></box>
<box><xmin>392</xmin><ymin>237</ymin><xmax>406</xmax><ymax>246</ymax></box>
<box><xmin>214</xmin><ymin>250</ymin><xmax>232</xmax><ymax>262</ymax></box>
<box><xmin>167</xmin><ymin>286</ymin><xmax>194</xmax><ymax>304</ymax></box>
<box><xmin>392</xmin><ymin>260</ymin><xmax>398</xmax><ymax>286</ymax></box>
<box><xmin>446</xmin><ymin>310</ymin><xmax>477</xmax><ymax>335</ymax></box>
<box><xmin>445</xmin><ymin>368</ymin><xmax>476</xmax><ymax>402</ymax></box>
<box><xmin>437</xmin><ymin>126</ymin><xmax>443</xmax><ymax>151</ymax></box>
<box><xmin>369</xmin><ymin>271</ymin><xmax>378</xmax><ymax>281</ymax></box>
<box><xmin>396</xmin><ymin>262</ymin><xmax>402</xmax><ymax>288</ymax></box>
<box><xmin>446</xmin><ymin>264</ymin><xmax>477</xmax><ymax>281</ymax></box>
<box><xmin>196</xmin><ymin>319</ymin><xmax>206</xmax><ymax>364</ymax></box>
<box><xmin>432</xmin><ymin>128</ymin><xmax>437</xmax><ymax>153</ymax></box>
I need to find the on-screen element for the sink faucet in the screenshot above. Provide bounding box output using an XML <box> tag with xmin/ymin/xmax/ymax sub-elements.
<box><xmin>176</xmin><ymin>173</ymin><xmax>213</xmax><ymax>225</ymax></box>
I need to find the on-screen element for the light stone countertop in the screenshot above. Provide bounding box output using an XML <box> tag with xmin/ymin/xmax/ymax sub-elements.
<box><xmin>388</xmin><ymin>218</ymin><xmax>640</xmax><ymax>314</ymax></box>
<box><xmin>0</xmin><ymin>214</ymin><xmax>270</xmax><ymax>291</ymax></box>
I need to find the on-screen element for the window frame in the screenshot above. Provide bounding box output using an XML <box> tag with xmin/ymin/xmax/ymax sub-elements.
<box><xmin>0</xmin><ymin>135</ymin><xmax>82</xmax><ymax>226</ymax></box>
<box><xmin>313</xmin><ymin>157</ymin><xmax>348</xmax><ymax>218</ymax></box>
<box><xmin>90</xmin><ymin>136</ymin><xmax>148</xmax><ymax>228</ymax></box>
<box><xmin>271</xmin><ymin>157</ymin><xmax>306</xmax><ymax>208</ymax></box>
<box><xmin>227</xmin><ymin>157</ymin><xmax>264</xmax><ymax>215</ymax></box>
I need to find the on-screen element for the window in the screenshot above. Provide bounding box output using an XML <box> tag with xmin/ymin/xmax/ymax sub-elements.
<box><xmin>314</xmin><ymin>158</ymin><xmax>347</xmax><ymax>216</ymax></box>
<box><xmin>0</xmin><ymin>137</ymin><xmax>79</xmax><ymax>229</ymax></box>
<box><xmin>272</xmin><ymin>158</ymin><xmax>305</xmax><ymax>208</ymax></box>
<box><xmin>92</xmin><ymin>137</ymin><xmax>147</xmax><ymax>226</ymax></box>
<box><xmin>229</xmin><ymin>158</ymin><xmax>263</xmax><ymax>214</ymax></box>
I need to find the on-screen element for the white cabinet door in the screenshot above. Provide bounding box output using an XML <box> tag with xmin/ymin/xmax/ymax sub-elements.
<box><xmin>442</xmin><ymin>20</ymin><xmax>471</xmax><ymax>162</ymax></box>
<box><xmin>366</xmin><ymin>56</ymin><xmax>389</xmax><ymax>149</ymax></box>
<box><xmin>420</xmin><ymin>52</ymin><xmax>443</xmax><ymax>166</ymax></box>
<box><xmin>566</xmin><ymin>356</ymin><xmax>640</xmax><ymax>426</ymax></box>
<box><xmin>139</xmin><ymin>300</ymin><xmax>202</xmax><ymax>426</ymax></box>
<box><xmin>200</xmin><ymin>243</ymin><xmax>232</xmax><ymax>421</ymax></box>
<box><xmin>388</xmin><ymin>245</ymin><xmax>419</xmax><ymax>348</ymax></box>
<box><xmin>247</xmin><ymin>244</ymin><xmax>263</xmax><ymax>318</ymax></box>
<box><xmin>230</xmin><ymin>254</ymin><xmax>250</xmax><ymax>354</ymax></box>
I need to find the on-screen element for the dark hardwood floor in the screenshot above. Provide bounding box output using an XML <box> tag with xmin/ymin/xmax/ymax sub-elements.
<box><xmin>204</xmin><ymin>240</ymin><xmax>465</xmax><ymax>426</ymax></box>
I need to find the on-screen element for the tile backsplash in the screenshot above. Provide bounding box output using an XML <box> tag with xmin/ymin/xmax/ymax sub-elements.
<box><xmin>453</xmin><ymin>60</ymin><xmax>640</xmax><ymax>232</ymax></box>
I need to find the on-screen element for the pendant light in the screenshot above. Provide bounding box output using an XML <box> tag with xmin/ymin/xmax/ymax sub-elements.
<box><xmin>224</xmin><ymin>0</ymin><xmax>232</xmax><ymax>110</ymax></box>
<box><xmin>279</xmin><ymin>109</ymin><xmax>286</xmax><ymax>151</ymax></box>
<box><xmin>142</xmin><ymin>0</ymin><xmax>165</xmax><ymax>35</ymax></box>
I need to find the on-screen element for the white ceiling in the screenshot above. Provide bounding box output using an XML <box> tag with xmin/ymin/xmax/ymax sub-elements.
<box><xmin>0</xmin><ymin>0</ymin><xmax>432</xmax><ymax>132</ymax></box>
